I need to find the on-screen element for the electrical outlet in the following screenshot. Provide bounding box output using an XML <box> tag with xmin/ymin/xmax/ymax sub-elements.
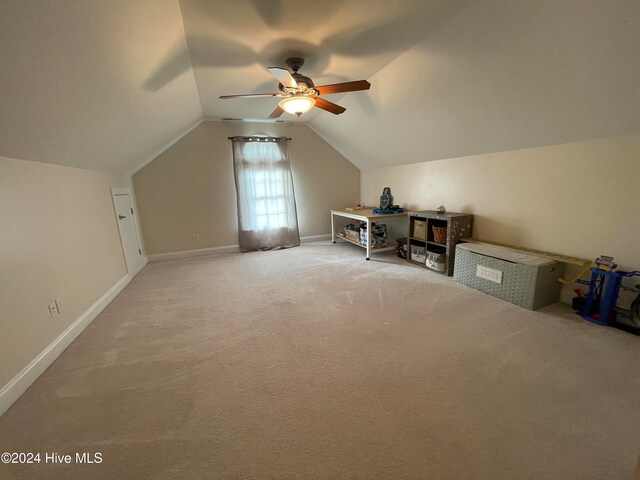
<box><xmin>48</xmin><ymin>301</ymin><xmax>59</xmax><ymax>318</ymax></box>
<box><xmin>193</xmin><ymin>234</ymin><xmax>200</xmax><ymax>241</ymax></box>
<box><xmin>55</xmin><ymin>298</ymin><xmax>63</xmax><ymax>314</ymax></box>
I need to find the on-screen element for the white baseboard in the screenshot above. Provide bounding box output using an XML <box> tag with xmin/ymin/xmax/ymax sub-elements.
<box><xmin>300</xmin><ymin>234</ymin><xmax>332</xmax><ymax>243</ymax></box>
<box><xmin>148</xmin><ymin>235</ymin><xmax>333</xmax><ymax>262</ymax></box>
<box><xmin>147</xmin><ymin>233</ymin><xmax>331</xmax><ymax>262</ymax></box>
<box><xmin>148</xmin><ymin>244</ymin><xmax>240</xmax><ymax>262</ymax></box>
<box><xmin>0</xmin><ymin>274</ymin><xmax>131</xmax><ymax>418</ymax></box>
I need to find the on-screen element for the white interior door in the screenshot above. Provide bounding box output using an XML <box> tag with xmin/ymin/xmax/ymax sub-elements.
<box><xmin>113</xmin><ymin>193</ymin><xmax>143</xmax><ymax>275</ymax></box>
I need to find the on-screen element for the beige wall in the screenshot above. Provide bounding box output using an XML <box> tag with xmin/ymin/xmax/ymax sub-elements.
<box><xmin>362</xmin><ymin>133</ymin><xmax>640</xmax><ymax>271</ymax></box>
<box><xmin>0</xmin><ymin>156</ymin><xmax>128</xmax><ymax>388</ymax></box>
<box><xmin>133</xmin><ymin>121</ymin><xmax>360</xmax><ymax>255</ymax></box>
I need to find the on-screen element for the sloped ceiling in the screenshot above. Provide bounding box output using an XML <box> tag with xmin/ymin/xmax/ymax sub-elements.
<box><xmin>1</xmin><ymin>0</ymin><xmax>639</xmax><ymax>173</ymax></box>
<box><xmin>311</xmin><ymin>0</ymin><xmax>640</xmax><ymax>169</ymax></box>
<box><xmin>0</xmin><ymin>0</ymin><xmax>202</xmax><ymax>173</ymax></box>
<box><xmin>173</xmin><ymin>0</ymin><xmax>464</xmax><ymax>121</ymax></box>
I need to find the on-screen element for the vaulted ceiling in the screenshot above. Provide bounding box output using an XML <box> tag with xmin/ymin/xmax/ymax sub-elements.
<box><xmin>1</xmin><ymin>0</ymin><xmax>639</xmax><ymax>173</ymax></box>
<box><xmin>175</xmin><ymin>0</ymin><xmax>463</xmax><ymax>121</ymax></box>
<box><xmin>311</xmin><ymin>0</ymin><xmax>640</xmax><ymax>168</ymax></box>
<box><xmin>0</xmin><ymin>0</ymin><xmax>202</xmax><ymax>173</ymax></box>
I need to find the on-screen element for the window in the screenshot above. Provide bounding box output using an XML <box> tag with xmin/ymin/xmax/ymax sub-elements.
<box><xmin>243</xmin><ymin>141</ymin><xmax>290</xmax><ymax>230</ymax></box>
<box><xmin>231</xmin><ymin>136</ymin><xmax>300</xmax><ymax>251</ymax></box>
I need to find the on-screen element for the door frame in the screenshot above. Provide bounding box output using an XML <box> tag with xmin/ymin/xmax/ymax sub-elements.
<box><xmin>111</xmin><ymin>188</ymin><xmax>146</xmax><ymax>276</ymax></box>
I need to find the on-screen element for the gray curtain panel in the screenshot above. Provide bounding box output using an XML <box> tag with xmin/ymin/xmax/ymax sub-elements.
<box><xmin>231</xmin><ymin>136</ymin><xmax>300</xmax><ymax>252</ymax></box>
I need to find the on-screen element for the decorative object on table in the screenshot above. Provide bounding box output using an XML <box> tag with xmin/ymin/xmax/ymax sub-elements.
<box><xmin>372</xmin><ymin>207</ymin><xmax>404</xmax><ymax>214</ymax></box>
<box><xmin>396</xmin><ymin>238</ymin><xmax>408</xmax><ymax>259</ymax></box>
<box><xmin>432</xmin><ymin>225</ymin><xmax>448</xmax><ymax>244</ymax></box>
<box><xmin>436</xmin><ymin>205</ymin><xmax>446</xmax><ymax>214</ymax></box>
<box><xmin>379</xmin><ymin>187</ymin><xmax>393</xmax><ymax>210</ymax></box>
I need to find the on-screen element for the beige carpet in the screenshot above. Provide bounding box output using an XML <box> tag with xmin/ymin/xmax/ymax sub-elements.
<box><xmin>1</xmin><ymin>243</ymin><xmax>640</xmax><ymax>479</ymax></box>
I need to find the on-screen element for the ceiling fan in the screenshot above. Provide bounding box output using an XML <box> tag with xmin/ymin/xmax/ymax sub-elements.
<box><xmin>219</xmin><ymin>57</ymin><xmax>371</xmax><ymax>118</ymax></box>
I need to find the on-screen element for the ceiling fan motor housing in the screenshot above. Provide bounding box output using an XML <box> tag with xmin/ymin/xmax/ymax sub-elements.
<box><xmin>292</xmin><ymin>73</ymin><xmax>314</xmax><ymax>88</ymax></box>
<box><xmin>283</xmin><ymin>57</ymin><xmax>315</xmax><ymax>91</ymax></box>
<box><xmin>285</xmin><ymin>57</ymin><xmax>305</xmax><ymax>73</ymax></box>
<box><xmin>219</xmin><ymin>55</ymin><xmax>369</xmax><ymax>118</ymax></box>
<box><xmin>277</xmin><ymin>73</ymin><xmax>315</xmax><ymax>93</ymax></box>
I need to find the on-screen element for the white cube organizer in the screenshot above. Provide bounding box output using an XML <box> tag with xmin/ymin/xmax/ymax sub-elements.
<box><xmin>453</xmin><ymin>243</ymin><xmax>565</xmax><ymax>310</ymax></box>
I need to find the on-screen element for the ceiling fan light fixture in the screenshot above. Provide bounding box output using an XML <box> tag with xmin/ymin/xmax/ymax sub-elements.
<box><xmin>278</xmin><ymin>96</ymin><xmax>315</xmax><ymax>117</ymax></box>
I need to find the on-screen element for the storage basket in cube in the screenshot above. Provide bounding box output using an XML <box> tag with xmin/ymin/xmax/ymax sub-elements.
<box><xmin>411</xmin><ymin>245</ymin><xmax>426</xmax><ymax>264</ymax></box>
<box><xmin>426</xmin><ymin>252</ymin><xmax>446</xmax><ymax>272</ymax></box>
<box><xmin>453</xmin><ymin>243</ymin><xmax>565</xmax><ymax>310</ymax></box>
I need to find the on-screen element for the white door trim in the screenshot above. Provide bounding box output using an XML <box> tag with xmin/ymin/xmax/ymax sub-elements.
<box><xmin>111</xmin><ymin>188</ymin><xmax>145</xmax><ymax>276</ymax></box>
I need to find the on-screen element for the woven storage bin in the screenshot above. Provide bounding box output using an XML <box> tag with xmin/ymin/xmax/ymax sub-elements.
<box><xmin>453</xmin><ymin>243</ymin><xmax>565</xmax><ymax>310</ymax></box>
<box><xmin>412</xmin><ymin>220</ymin><xmax>427</xmax><ymax>239</ymax></box>
<box><xmin>432</xmin><ymin>226</ymin><xmax>447</xmax><ymax>244</ymax></box>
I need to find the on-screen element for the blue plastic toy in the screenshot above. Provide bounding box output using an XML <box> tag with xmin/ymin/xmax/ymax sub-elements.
<box><xmin>580</xmin><ymin>256</ymin><xmax>640</xmax><ymax>334</ymax></box>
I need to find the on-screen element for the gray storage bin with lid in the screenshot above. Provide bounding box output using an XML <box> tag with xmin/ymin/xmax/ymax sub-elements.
<box><xmin>453</xmin><ymin>243</ymin><xmax>565</xmax><ymax>310</ymax></box>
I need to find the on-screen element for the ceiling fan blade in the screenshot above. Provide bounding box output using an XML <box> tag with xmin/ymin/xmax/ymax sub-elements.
<box><xmin>267</xmin><ymin>67</ymin><xmax>298</xmax><ymax>89</ymax></box>
<box><xmin>312</xmin><ymin>96</ymin><xmax>346</xmax><ymax>115</ymax></box>
<box><xmin>219</xmin><ymin>93</ymin><xmax>280</xmax><ymax>99</ymax></box>
<box><xmin>268</xmin><ymin>106</ymin><xmax>284</xmax><ymax>119</ymax></box>
<box><xmin>315</xmin><ymin>80</ymin><xmax>371</xmax><ymax>95</ymax></box>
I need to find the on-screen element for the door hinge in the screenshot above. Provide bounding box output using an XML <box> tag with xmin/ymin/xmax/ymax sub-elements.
<box><xmin>131</xmin><ymin>208</ymin><xmax>134</xmax><ymax>214</ymax></box>
<box><xmin>138</xmin><ymin>248</ymin><xmax>142</xmax><ymax>255</ymax></box>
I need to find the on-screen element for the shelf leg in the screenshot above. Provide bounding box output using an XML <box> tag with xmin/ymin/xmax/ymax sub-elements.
<box><xmin>331</xmin><ymin>212</ymin><xmax>336</xmax><ymax>243</ymax></box>
<box><xmin>366</xmin><ymin>218</ymin><xmax>371</xmax><ymax>260</ymax></box>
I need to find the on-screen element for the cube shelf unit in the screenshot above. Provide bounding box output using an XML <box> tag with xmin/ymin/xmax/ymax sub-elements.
<box><xmin>407</xmin><ymin>211</ymin><xmax>474</xmax><ymax>275</ymax></box>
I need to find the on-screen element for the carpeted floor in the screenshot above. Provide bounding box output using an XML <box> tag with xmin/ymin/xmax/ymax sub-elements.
<box><xmin>1</xmin><ymin>242</ymin><xmax>639</xmax><ymax>479</ymax></box>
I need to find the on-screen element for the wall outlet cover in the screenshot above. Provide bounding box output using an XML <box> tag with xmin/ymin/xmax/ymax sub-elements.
<box><xmin>48</xmin><ymin>302</ymin><xmax>59</xmax><ymax>317</ymax></box>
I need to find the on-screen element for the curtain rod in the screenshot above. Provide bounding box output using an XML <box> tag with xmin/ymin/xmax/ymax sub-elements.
<box><xmin>228</xmin><ymin>136</ymin><xmax>292</xmax><ymax>141</ymax></box>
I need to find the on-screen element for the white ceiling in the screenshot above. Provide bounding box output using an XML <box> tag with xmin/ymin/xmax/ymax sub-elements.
<box><xmin>175</xmin><ymin>0</ymin><xmax>463</xmax><ymax>121</ymax></box>
<box><xmin>311</xmin><ymin>0</ymin><xmax>640</xmax><ymax>169</ymax></box>
<box><xmin>0</xmin><ymin>0</ymin><xmax>202</xmax><ymax>173</ymax></box>
<box><xmin>1</xmin><ymin>0</ymin><xmax>639</xmax><ymax>173</ymax></box>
